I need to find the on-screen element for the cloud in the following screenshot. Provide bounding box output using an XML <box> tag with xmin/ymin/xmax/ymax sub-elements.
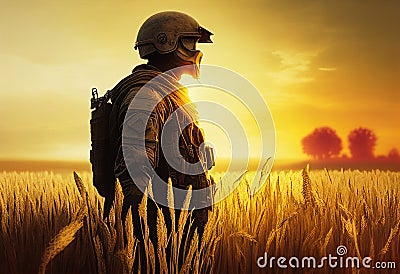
<box><xmin>265</xmin><ymin>50</ymin><xmax>317</xmax><ymax>85</ymax></box>
<box><xmin>318</xmin><ymin>67</ymin><xmax>337</xmax><ymax>72</ymax></box>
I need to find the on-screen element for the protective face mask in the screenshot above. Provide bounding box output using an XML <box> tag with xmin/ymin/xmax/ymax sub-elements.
<box><xmin>175</xmin><ymin>38</ymin><xmax>203</xmax><ymax>79</ymax></box>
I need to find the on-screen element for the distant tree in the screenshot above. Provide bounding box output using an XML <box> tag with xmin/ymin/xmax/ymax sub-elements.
<box><xmin>301</xmin><ymin>127</ymin><xmax>342</xmax><ymax>159</ymax></box>
<box><xmin>388</xmin><ymin>148</ymin><xmax>400</xmax><ymax>162</ymax></box>
<box><xmin>348</xmin><ymin>127</ymin><xmax>377</xmax><ymax>160</ymax></box>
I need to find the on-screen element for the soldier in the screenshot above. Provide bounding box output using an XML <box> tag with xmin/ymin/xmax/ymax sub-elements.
<box><xmin>108</xmin><ymin>11</ymin><xmax>214</xmax><ymax>271</ymax></box>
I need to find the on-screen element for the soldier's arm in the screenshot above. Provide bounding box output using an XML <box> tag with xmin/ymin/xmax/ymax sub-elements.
<box><xmin>120</xmin><ymin>87</ymin><xmax>161</xmax><ymax>192</ymax></box>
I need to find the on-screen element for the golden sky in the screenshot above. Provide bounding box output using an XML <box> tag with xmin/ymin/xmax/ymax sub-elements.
<box><xmin>0</xmin><ymin>0</ymin><xmax>399</xmax><ymax>162</ymax></box>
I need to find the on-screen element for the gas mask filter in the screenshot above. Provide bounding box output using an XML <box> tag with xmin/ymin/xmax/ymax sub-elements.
<box><xmin>175</xmin><ymin>37</ymin><xmax>203</xmax><ymax>79</ymax></box>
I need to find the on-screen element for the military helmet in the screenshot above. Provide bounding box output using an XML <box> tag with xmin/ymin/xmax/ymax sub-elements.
<box><xmin>135</xmin><ymin>11</ymin><xmax>213</xmax><ymax>59</ymax></box>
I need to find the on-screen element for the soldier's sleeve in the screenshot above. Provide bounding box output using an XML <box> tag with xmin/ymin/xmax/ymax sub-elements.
<box><xmin>120</xmin><ymin>86</ymin><xmax>161</xmax><ymax>191</ymax></box>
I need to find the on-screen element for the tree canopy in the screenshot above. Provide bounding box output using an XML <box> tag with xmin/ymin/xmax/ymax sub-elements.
<box><xmin>348</xmin><ymin>127</ymin><xmax>377</xmax><ymax>160</ymax></box>
<box><xmin>301</xmin><ymin>127</ymin><xmax>342</xmax><ymax>160</ymax></box>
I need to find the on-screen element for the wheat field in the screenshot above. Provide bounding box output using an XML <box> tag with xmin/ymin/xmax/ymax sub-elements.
<box><xmin>0</xmin><ymin>167</ymin><xmax>399</xmax><ymax>273</ymax></box>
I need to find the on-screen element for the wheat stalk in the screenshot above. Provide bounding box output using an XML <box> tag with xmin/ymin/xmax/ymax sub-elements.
<box><xmin>179</xmin><ymin>229</ymin><xmax>199</xmax><ymax>274</ymax></box>
<box><xmin>378</xmin><ymin>219</ymin><xmax>400</xmax><ymax>256</ymax></box>
<box><xmin>302</xmin><ymin>165</ymin><xmax>316</xmax><ymax>208</ymax></box>
<box><xmin>93</xmin><ymin>235</ymin><xmax>106</xmax><ymax>274</ymax></box>
<box><xmin>156</xmin><ymin>208</ymin><xmax>168</xmax><ymax>273</ymax></box>
<box><xmin>229</xmin><ymin>231</ymin><xmax>257</xmax><ymax>243</ymax></box>
<box><xmin>321</xmin><ymin>227</ymin><xmax>333</xmax><ymax>254</ymax></box>
<box><xmin>38</xmin><ymin>206</ymin><xmax>86</xmax><ymax>274</ymax></box>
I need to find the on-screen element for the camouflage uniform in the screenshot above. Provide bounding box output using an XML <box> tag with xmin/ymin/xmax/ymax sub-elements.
<box><xmin>109</xmin><ymin>63</ymin><xmax>212</xmax><ymax>245</ymax></box>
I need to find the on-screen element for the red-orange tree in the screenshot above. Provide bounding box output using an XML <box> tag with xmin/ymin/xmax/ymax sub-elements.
<box><xmin>348</xmin><ymin>127</ymin><xmax>377</xmax><ymax>160</ymax></box>
<box><xmin>301</xmin><ymin>127</ymin><xmax>342</xmax><ymax>160</ymax></box>
<box><xmin>388</xmin><ymin>148</ymin><xmax>400</xmax><ymax>161</ymax></box>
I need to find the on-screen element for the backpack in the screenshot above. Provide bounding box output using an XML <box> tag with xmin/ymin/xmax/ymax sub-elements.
<box><xmin>89</xmin><ymin>69</ymin><xmax>155</xmax><ymax>220</ymax></box>
<box><xmin>90</xmin><ymin>87</ymin><xmax>115</xmax><ymax>220</ymax></box>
